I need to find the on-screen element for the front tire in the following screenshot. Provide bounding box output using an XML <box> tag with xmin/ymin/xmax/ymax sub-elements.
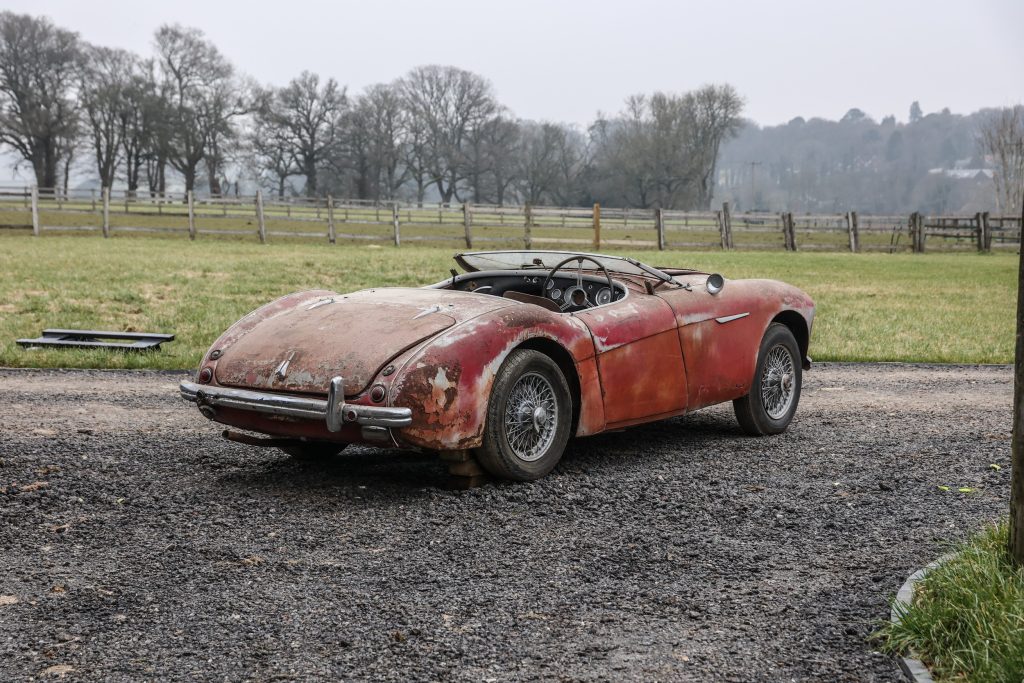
<box><xmin>734</xmin><ymin>323</ymin><xmax>802</xmax><ymax>436</ymax></box>
<box><xmin>476</xmin><ymin>350</ymin><xmax>573</xmax><ymax>481</ymax></box>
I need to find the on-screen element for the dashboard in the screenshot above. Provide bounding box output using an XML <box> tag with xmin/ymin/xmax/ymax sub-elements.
<box><xmin>446</xmin><ymin>269</ymin><xmax>628</xmax><ymax>311</ymax></box>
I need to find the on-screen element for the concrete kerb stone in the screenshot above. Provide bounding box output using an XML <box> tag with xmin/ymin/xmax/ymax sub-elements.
<box><xmin>890</xmin><ymin>553</ymin><xmax>957</xmax><ymax>683</ymax></box>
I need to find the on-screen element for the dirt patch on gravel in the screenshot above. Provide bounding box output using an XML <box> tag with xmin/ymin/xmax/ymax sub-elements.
<box><xmin>0</xmin><ymin>363</ymin><xmax>1012</xmax><ymax>681</ymax></box>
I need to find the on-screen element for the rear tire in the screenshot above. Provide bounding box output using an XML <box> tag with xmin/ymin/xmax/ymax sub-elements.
<box><xmin>476</xmin><ymin>350</ymin><xmax>573</xmax><ymax>481</ymax></box>
<box><xmin>280</xmin><ymin>442</ymin><xmax>347</xmax><ymax>460</ymax></box>
<box><xmin>734</xmin><ymin>323</ymin><xmax>802</xmax><ymax>436</ymax></box>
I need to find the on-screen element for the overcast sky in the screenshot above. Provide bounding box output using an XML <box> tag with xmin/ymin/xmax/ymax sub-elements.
<box><xmin>8</xmin><ymin>0</ymin><xmax>1024</xmax><ymax>126</ymax></box>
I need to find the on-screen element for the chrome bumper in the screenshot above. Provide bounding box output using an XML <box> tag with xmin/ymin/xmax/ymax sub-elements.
<box><xmin>179</xmin><ymin>376</ymin><xmax>412</xmax><ymax>431</ymax></box>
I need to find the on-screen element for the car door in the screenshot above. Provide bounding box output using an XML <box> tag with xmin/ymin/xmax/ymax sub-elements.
<box><xmin>656</xmin><ymin>283</ymin><xmax>761</xmax><ymax>411</ymax></box>
<box><xmin>574</xmin><ymin>293</ymin><xmax>688</xmax><ymax>427</ymax></box>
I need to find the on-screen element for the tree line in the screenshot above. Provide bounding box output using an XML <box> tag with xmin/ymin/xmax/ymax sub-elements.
<box><xmin>0</xmin><ymin>12</ymin><xmax>743</xmax><ymax>210</ymax></box>
<box><xmin>717</xmin><ymin>103</ymin><xmax>1024</xmax><ymax>216</ymax></box>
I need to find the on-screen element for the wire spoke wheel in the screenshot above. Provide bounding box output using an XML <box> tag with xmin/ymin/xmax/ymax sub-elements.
<box><xmin>734</xmin><ymin>323</ymin><xmax>803</xmax><ymax>436</ymax></box>
<box><xmin>760</xmin><ymin>344</ymin><xmax>796</xmax><ymax>420</ymax></box>
<box><xmin>479</xmin><ymin>349</ymin><xmax>572</xmax><ymax>481</ymax></box>
<box><xmin>503</xmin><ymin>371</ymin><xmax>558</xmax><ymax>462</ymax></box>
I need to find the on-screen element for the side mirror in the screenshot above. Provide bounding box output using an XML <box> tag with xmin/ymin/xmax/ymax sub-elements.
<box><xmin>706</xmin><ymin>273</ymin><xmax>725</xmax><ymax>295</ymax></box>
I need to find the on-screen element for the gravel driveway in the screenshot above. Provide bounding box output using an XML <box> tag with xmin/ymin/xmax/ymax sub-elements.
<box><xmin>0</xmin><ymin>364</ymin><xmax>1012</xmax><ymax>682</ymax></box>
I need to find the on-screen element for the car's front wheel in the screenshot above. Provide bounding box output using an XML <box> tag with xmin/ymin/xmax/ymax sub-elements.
<box><xmin>733</xmin><ymin>323</ymin><xmax>802</xmax><ymax>436</ymax></box>
<box><xmin>477</xmin><ymin>349</ymin><xmax>573</xmax><ymax>481</ymax></box>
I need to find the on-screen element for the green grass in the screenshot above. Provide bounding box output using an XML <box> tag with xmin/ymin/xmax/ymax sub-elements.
<box><xmin>0</xmin><ymin>232</ymin><xmax>1016</xmax><ymax>369</ymax></box>
<box><xmin>879</xmin><ymin>524</ymin><xmax>1024</xmax><ymax>683</ymax></box>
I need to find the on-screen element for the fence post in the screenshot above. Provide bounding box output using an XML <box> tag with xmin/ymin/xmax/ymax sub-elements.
<box><xmin>327</xmin><ymin>196</ymin><xmax>336</xmax><ymax>244</ymax></box>
<box><xmin>974</xmin><ymin>209</ymin><xmax>991</xmax><ymax>252</ymax></box>
<box><xmin>187</xmin><ymin>190</ymin><xmax>196</xmax><ymax>240</ymax></box>
<box><xmin>718</xmin><ymin>204</ymin><xmax>728</xmax><ymax>249</ymax></box>
<box><xmin>723</xmin><ymin>201</ymin><xmax>734</xmax><ymax>249</ymax></box>
<box><xmin>593</xmin><ymin>202</ymin><xmax>601</xmax><ymax>250</ymax></box>
<box><xmin>788</xmin><ymin>212</ymin><xmax>798</xmax><ymax>251</ymax></box>
<box><xmin>255</xmin><ymin>190</ymin><xmax>266</xmax><ymax>243</ymax></box>
<box><xmin>30</xmin><ymin>186</ymin><xmax>40</xmax><ymax>236</ymax></box>
<box><xmin>918</xmin><ymin>213</ymin><xmax>927</xmax><ymax>253</ymax></box>
<box><xmin>846</xmin><ymin>211</ymin><xmax>859</xmax><ymax>252</ymax></box>
<box><xmin>102</xmin><ymin>187</ymin><xmax>110</xmax><ymax>238</ymax></box>
<box><xmin>462</xmin><ymin>202</ymin><xmax>473</xmax><ymax>249</ymax></box>
<box><xmin>655</xmin><ymin>208</ymin><xmax>666</xmax><ymax>250</ymax></box>
<box><xmin>392</xmin><ymin>202</ymin><xmax>401</xmax><ymax>247</ymax></box>
<box><xmin>780</xmin><ymin>212</ymin><xmax>790</xmax><ymax>250</ymax></box>
<box><xmin>524</xmin><ymin>203</ymin><xmax>533</xmax><ymax>249</ymax></box>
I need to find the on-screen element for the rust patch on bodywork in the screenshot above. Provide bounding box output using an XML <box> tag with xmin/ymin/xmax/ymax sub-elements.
<box><xmin>390</xmin><ymin>303</ymin><xmax>596</xmax><ymax>451</ymax></box>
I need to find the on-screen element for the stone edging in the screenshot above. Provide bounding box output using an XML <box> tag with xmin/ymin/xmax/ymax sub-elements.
<box><xmin>890</xmin><ymin>553</ymin><xmax>956</xmax><ymax>683</ymax></box>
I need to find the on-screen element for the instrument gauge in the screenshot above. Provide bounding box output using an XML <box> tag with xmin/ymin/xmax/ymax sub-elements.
<box><xmin>596</xmin><ymin>287</ymin><xmax>612</xmax><ymax>305</ymax></box>
<box><xmin>550</xmin><ymin>288</ymin><xmax>562</xmax><ymax>300</ymax></box>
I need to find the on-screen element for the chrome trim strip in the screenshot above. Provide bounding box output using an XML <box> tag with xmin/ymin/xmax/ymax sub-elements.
<box><xmin>180</xmin><ymin>376</ymin><xmax>412</xmax><ymax>431</ymax></box>
<box><xmin>715</xmin><ymin>312</ymin><xmax>750</xmax><ymax>324</ymax></box>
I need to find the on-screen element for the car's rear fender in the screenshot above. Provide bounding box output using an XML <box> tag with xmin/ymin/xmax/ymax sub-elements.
<box><xmin>388</xmin><ymin>306</ymin><xmax>598</xmax><ymax>451</ymax></box>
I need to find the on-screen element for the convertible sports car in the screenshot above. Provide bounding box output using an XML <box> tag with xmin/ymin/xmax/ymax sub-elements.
<box><xmin>181</xmin><ymin>250</ymin><xmax>814</xmax><ymax>485</ymax></box>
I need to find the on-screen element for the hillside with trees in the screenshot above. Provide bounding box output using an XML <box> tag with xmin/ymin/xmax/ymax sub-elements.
<box><xmin>717</xmin><ymin>104</ymin><xmax>1021</xmax><ymax>215</ymax></box>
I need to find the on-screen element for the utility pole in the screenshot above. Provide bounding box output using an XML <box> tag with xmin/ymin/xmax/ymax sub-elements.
<box><xmin>1012</xmin><ymin>201</ymin><xmax>1024</xmax><ymax>565</ymax></box>
<box><xmin>749</xmin><ymin>161</ymin><xmax>762</xmax><ymax>211</ymax></box>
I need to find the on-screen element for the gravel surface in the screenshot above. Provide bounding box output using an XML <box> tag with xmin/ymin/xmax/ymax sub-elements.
<box><xmin>0</xmin><ymin>363</ymin><xmax>1012</xmax><ymax>682</ymax></box>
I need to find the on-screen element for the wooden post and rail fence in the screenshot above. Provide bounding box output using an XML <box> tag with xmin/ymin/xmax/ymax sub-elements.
<box><xmin>4</xmin><ymin>185</ymin><xmax>1021</xmax><ymax>253</ymax></box>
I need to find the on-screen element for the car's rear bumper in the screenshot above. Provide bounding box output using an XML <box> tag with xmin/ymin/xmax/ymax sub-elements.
<box><xmin>179</xmin><ymin>376</ymin><xmax>412</xmax><ymax>431</ymax></box>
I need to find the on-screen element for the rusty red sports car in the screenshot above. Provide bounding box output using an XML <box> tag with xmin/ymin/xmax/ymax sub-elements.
<box><xmin>181</xmin><ymin>250</ymin><xmax>814</xmax><ymax>485</ymax></box>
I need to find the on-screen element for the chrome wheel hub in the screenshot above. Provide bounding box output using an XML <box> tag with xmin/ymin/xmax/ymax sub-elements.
<box><xmin>761</xmin><ymin>345</ymin><xmax>796</xmax><ymax>420</ymax></box>
<box><xmin>504</xmin><ymin>372</ymin><xmax>557</xmax><ymax>462</ymax></box>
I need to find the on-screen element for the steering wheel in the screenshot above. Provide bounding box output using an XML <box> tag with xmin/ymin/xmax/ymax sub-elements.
<box><xmin>541</xmin><ymin>255</ymin><xmax>616</xmax><ymax>311</ymax></box>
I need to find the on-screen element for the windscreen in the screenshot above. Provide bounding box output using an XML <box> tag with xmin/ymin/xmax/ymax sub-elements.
<box><xmin>455</xmin><ymin>251</ymin><xmax>678</xmax><ymax>284</ymax></box>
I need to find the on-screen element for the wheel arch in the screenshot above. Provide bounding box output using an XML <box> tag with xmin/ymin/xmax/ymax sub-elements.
<box><xmin>771</xmin><ymin>310</ymin><xmax>810</xmax><ymax>367</ymax></box>
<box><xmin>515</xmin><ymin>337</ymin><xmax>582</xmax><ymax>435</ymax></box>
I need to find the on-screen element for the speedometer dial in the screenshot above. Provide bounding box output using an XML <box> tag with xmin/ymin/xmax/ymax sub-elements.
<box><xmin>596</xmin><ymin>287</ymin><xmax>612</xmax><ymax>305</ymax></box>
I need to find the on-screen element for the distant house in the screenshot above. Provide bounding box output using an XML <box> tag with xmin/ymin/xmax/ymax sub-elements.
<box><xmin>927</xmin><ymin>168</ymin><xmax>994</xmax><ymax>181</ymax></box>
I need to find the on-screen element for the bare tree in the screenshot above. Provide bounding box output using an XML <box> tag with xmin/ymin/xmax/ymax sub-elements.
<box><xmin>979</xmin><ymin>105</ymin><xmax>1024</xmax><ymax>215</ymax></box>
<box><xmin>399</xmin><ymin>65</ymin><xmax>498</xmax><ymax>204</ymax></box>
<box><xmin>154</xmin><ymin>24</ymin><xmax>240</xmax><ymax>194</ymax></box>
<box><xmin>335</xmin><ymin>84</ymin><xmax>405</xmax><ymax>200</ymax></box>
<box><xmin>79</xmin><ymin>46</ymin><xmax>140</xmax><ymax>188</ymax></box>
<box><xmin>516</xmin><ymin>121</ymin><xmax>562</xmax><ymax>204</ymax></box>
<box><xmin>464</xmin><ymin>114</ymin><xmax>518</xmax><ymax>204</ymax></box>
<box><xmin>0</xmin><ymin>12</ymin><xmax>80</xmax><ymax>188</ymax></box>
<box><xmin>400</xmin><ymin>103</ymin><xmax>431</xmax><ymax>205</ymax></box>
<box><xmin>588</xmin><ymin>85</ymin><xmax>743</xmax><ymax>210</ymax></box>
<box><xmin>589</xmin><ymin>97</ymin><xmax>658</xmax><ymax>208</ymax></box>
<box><xmin>267</xmin><ymin>71</ymin><xmax>346</xmax><ymax>197</ymax></box>
<box><xmin>118</xmin><ymin>59</ymin><xmax>163</xmax><ymax>196</ymax></box>
<box><xmin>686</xmin><ymin>84</ymin><xmax>744</xmax><ymax>209</ymax></box>
<box><xmin>249</xmin><ymin>89</ymin><xmax>300</xmax><ymax>198</ymax></box>
<box><xmin>360</xmin><ymin>84</ymin><xmax>407</xmax><ymax>199</ymax></box>
<box><xmin>549</xmin><ymin>124</ymin><xmax>588</xmax><ymax>206</ymax></box>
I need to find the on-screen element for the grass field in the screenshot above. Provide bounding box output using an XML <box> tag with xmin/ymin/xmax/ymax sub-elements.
<box><xmin>0</xmin><ymin>232</ymin><xmax>1016</xmax><ymax>369</ymax></box>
